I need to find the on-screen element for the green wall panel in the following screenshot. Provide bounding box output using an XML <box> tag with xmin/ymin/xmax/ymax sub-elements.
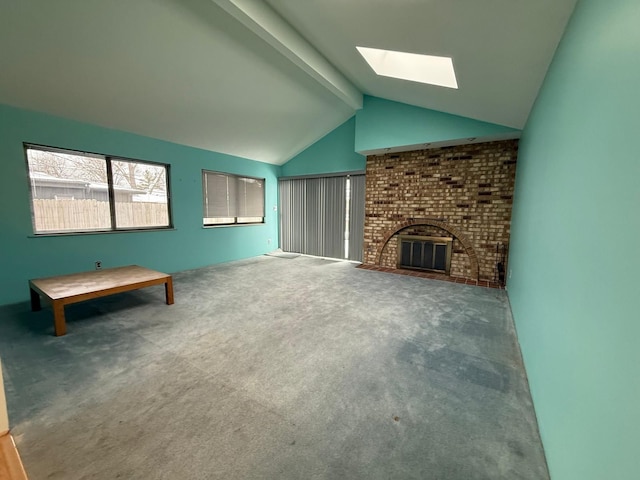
<box><xmin>0</xmin><ymin>104</ymin><xmax>280</xmax><ymax>306</ymax></box>
<box><xmin>508</xmin><ymin>0</ymin><xmax>640</xmax><ymax>478</ymax></box>
<box><xmin>281</xmin><ymin>116</ymin><xmax>364</xmax><ymax>177</ymax></box>
<box><xmin>354</xmin><ymin>96</ymin><xmax>519</xmax><ymax>153</ymax></box>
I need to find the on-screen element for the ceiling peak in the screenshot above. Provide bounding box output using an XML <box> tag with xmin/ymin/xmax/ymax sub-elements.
<box><xmin>210</xmin><ymin>0</ymin><xmax>362</xmax><ymax>110</ymax></box>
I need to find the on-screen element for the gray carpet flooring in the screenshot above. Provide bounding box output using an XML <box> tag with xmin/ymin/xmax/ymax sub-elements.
<box><xmin>0</xmin><ymin>256</ymin><xmax>548</xmax><ymax>479</ymax></box>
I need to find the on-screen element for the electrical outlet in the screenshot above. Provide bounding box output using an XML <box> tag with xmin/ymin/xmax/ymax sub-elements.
<box><xmin>95</xmin><ymin>261</ymin><xmax>102</xmax><ymax>270</ymax></box>
<box><xmin>508</xmin><ymin>269</ymin><xmax>512</xmax><ymax>279</ymax></box>
<box><xmin>267</xmin><ymin>238</ymin><xmax>272</xmax><ymax>245</ymax></box>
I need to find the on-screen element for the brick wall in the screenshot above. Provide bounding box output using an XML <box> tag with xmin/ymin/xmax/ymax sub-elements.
<box><xmin>363</xmin><ymin>140</ymin><xmax>518</xmax><ymax>281</ymax></box>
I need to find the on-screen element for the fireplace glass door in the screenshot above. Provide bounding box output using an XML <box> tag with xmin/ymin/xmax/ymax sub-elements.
<box><xmin>398</xmin><ymin>235</ymin><xmax>452</xmax><ymax>274</ymax></box>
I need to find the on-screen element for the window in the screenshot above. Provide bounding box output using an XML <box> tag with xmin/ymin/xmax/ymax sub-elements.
<box><xmin>25</xmin><ymin>145</ymin><xmax>172</xmax><ymax>234</ymax></box>
<box><xmin>202</xmin><ymin>171</ymin><xmax>265</xmax><ymax>226</ymax></box>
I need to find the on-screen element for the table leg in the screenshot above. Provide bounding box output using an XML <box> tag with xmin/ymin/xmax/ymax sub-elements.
<box><xmin>30</xmin><ymin>288</ymin><xmax>41</xmax><ymax>311</ymax></box>
<box><xmin>52</xmin><ymin>301</ymin><xmax>67</xmax><ymax>336</ymax></box>
<box><xmin>165</xmin><ymin>277</ymin><xmax>174</xmax><ymax>305</ymax></box>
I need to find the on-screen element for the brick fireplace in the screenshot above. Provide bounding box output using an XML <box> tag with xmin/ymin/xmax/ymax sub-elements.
<box><xmin>362</xmin><ymin>140</ymin><xmax>518</xmax><ymax>283</ymax></box>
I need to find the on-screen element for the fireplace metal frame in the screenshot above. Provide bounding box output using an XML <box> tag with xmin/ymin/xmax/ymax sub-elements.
<box><xmin>397</xmin><ymin>235</ymin><xmax>453</xmax><ymax>274</ymax></box>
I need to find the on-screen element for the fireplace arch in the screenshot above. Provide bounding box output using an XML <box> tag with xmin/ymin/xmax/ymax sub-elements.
<box><xmin>374</xmin><ymin>219</ymin><xmax>479</xmax><ymax>280</ymax></box>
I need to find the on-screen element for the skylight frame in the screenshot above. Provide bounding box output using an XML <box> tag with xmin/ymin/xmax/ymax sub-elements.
<box><xmin>356</xmin><ymin>46</ymin><xmax>458</xmax><ymax>89</ymax></box>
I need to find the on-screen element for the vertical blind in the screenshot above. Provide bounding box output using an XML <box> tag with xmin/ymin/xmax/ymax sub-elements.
<box><xmin>279</xmin><ymin>174</ymin><xmax>365</xmax><ymax>261</ymax></box>
<box><xmin>348</xmin><ymin>175</ymin><xmax>366</xmax><ymax>261</ymax></box>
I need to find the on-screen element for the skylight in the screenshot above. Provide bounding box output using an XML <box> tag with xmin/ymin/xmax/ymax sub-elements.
<box><xmin>356</xmin><ymin>46</ymin><xmax>458</xmax><ymax>89</ymax></box>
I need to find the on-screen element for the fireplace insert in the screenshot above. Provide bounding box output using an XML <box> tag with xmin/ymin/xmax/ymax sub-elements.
<box><xmin>397</xmin><ymin>235</ymin><xmax>453</xmax><ymax>274</ymax></box>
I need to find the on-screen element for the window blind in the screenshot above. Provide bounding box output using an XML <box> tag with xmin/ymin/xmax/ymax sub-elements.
<box><xmin>348</xmin><ymin>175</ymin><xmax>366</xmax><ymax>261</ymax></box>
<box><xmin>279</xmin><ymin>174</ymin><xmax>365</xmax><ymax>261</ymax></box>
<box><xmin>203</xmin><ymin>171</ymin><xmax>264</xmax><ymax>225</ymax></box>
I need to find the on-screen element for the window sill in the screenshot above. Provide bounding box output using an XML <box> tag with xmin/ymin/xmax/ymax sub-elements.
<box><xmin>202</xmin><ymin>223</ymin><xmax>266</xmax><ymax>229</ymax></box>
<box><xmin>28</xmin><ymin>228</ymin><xmax>176</xmax><ymax>238</ymax></box>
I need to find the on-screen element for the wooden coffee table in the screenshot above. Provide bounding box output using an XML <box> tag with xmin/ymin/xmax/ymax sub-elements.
<box><xmin>29</xmin><ymin>265</ymin><xmax>174</xmax><ymax>336</ymax></box>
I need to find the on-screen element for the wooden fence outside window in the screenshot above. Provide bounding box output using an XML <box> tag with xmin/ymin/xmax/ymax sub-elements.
<box><xmin>32</xmin><ymin>199</ymin><xmax>169</xmax><ymax>232</ymax></box>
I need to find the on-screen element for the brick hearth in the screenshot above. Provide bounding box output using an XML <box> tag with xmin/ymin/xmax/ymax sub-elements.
<box><xmin>356</xmin><ymin>264</ymin><xmax>503</xmax><ymax>289</ymax></box>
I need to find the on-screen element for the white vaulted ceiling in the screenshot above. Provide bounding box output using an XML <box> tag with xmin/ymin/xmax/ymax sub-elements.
<box><xmin>266</xmin><ymin>0</ymin><xmax>578</xmax><ymax>130</ymax></box>
<box><xmin>0</xmin><ymin>0</ymin><xmax>577</xmax><ymax>165</ymax></box>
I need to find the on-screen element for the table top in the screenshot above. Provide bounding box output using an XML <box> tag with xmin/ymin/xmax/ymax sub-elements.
<box><xmin>29</xmin><ymin>265</ymin><xmax>170</xmax><ymax>300</ymax></box>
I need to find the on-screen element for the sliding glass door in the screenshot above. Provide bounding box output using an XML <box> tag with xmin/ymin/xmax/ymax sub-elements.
<box><xmin>279</xmin><ymin>174</ymin><xmax>365</xmax><ymax>261</ymax></box>
<box><xmin>347</xmin><ymin>175</ymin><xmax>365</xmax><ymax>261</ymax></box>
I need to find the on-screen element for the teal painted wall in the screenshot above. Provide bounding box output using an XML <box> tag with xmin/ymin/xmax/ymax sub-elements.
<box><xmin>507</xmin><ymin>1</ymin><xmax>640</xmax><ymax>479</ymax></box>
<box><xmin>280</xmin><ymin>117</ymin><xmax>364</xmax><ymax>177</ymax></box>
<box><xmin>354</xmin><ymin>96</ymin><xmax>519</xmax><ymax>153</ymax></box>
<box><xmin>281</xmin><ymin>99</ymin><xmax>519</xmax><ymax>177</ymax></box>
<box><xmin>0</xmin><ymin>104</ymin><xmax>280</xmax><ymax>306</ymax></box>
